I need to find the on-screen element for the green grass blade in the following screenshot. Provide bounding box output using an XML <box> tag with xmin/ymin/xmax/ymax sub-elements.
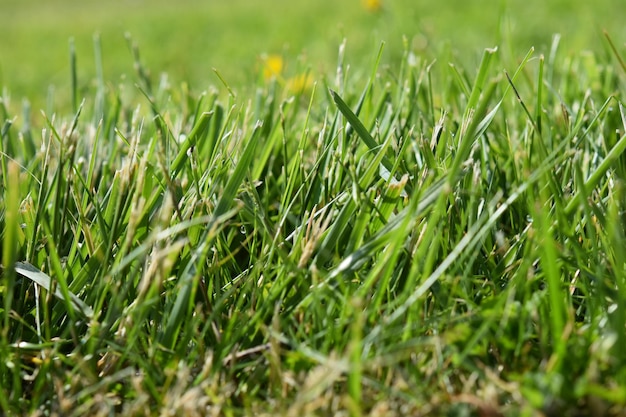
<box><xmin>330</xmin><ymin>89</ymin><xmax>395</xmax><ymax>176</ymax></box>
<box><xmin>213</xmin><ymin>121</ymin><xmax>262</xmax><ymax>219</ymax></box>
<box><xmin>14</xmin><ymin>262</ymin><xmax>94</xmax><ymax>320</ymax></box>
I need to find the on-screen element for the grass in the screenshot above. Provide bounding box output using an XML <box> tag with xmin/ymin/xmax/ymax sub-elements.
<box><xmin>2</xmin><ymin>0</ymin><xmax>625</xmax><ymax>109</ymax></box>
<box><xmin>3</xmin><ymin>1</ymin><xmax>626</xmax><ymax>416</ymax></box>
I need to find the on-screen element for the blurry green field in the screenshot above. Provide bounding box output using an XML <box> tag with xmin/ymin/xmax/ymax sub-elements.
<box><xmin>4</xmin><ymin>1</ymin><xmax>626</xmax><ymax>416</ymax></box>
<box><xmin>1</xmin><ymin>0</ymin><xmax>623</xmax><ymax>107</ymax></box>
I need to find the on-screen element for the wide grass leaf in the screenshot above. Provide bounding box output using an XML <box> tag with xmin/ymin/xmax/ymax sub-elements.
<box><xmin>14</xmin><ymin>261</ymin><xmax>94</xmax><ymax>319</ymax></box>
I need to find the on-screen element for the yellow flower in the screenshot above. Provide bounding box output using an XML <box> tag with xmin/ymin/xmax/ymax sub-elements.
<box><xmin>286</xmin><ymin>73</ymin><xmax>314</xmax><ymax>95</ymax></box>
<box><xmin>362</xmin><ymin>0</ymin><xmax>382</xmax><ymax>12</ymax></box>
<box><xmin>262</xmin><ymin>54</ymin><xmax>284</xmax><ymax>80</ymax></box>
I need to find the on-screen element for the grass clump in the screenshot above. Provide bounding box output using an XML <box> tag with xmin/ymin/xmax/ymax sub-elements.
<box><xmin>3</xmin><ymin>31</ymin><xmax>626</xmax><ymax>416</ymax></box>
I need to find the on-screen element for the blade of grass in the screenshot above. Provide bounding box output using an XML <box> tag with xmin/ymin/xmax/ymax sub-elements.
<box><xmin>2</xmin><ymin>161</ymin><xmax>20</xmax><ymax>336</ymax></box>
<box><xmin>330</xmin><ymin>89</ymin><xmax>404</xmax><ymax>191</ymax></box>
<box><xmin>14</xmin><ymin>262</ymin><xmax>94</xmax><ymax>320</ymax></box>
<box><xmin>69</xmin><ymin>38</ymin><xmax>77</xmax><ymax>114</ymax></box>
<box><xmin>604</xmin><ymin>30</ymin><xmax>626</xmax><ymax>74</ymax></box>
<box><xmin>213</xmin><ymin>121</ymin><xmax>262</xmax><ymax>219</ymax></box>
<box><xmin>564</xmin><ymin>98</ymin><xmax>623</xmax><ymax>216</ymax></box>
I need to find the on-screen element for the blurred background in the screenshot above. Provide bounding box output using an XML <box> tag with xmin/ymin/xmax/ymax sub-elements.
<box><xmin>0</xmin><ymin>0</ymin><xmax>623</xmax><ymax>108</ymax></box>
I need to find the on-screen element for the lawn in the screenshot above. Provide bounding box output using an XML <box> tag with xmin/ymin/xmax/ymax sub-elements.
<box><xmin>2</xmin><ymin>0</ymin><xmax>623</xmax><ymax>109</ymax></box>
<box><xmin>2</xmin><ymin>0</ymin><xmax>626</xmax><ymax>415</ymax></box>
